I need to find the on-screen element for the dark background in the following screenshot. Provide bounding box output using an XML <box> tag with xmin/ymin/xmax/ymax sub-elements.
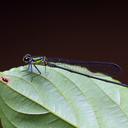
<box><xmin>0</xmin><ymin>1</ymin><xmax>128</xmax><ymax>127</ymax></box>
<box><xmin>0</xmin><ymin>2</ymin><xmax>128</xmax><ymax>80</ymax></box>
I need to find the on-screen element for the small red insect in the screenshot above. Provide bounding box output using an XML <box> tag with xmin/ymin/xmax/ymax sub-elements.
<box><xmin>0</xmin><ymin>77</ymin><xmax>10</xmax><ymax>84</ymax></box>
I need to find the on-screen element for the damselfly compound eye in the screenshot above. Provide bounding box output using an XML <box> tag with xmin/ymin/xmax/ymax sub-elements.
<box><xmin>23</xmin><ymin>54</ymin><xmax>32</xmax><ymax>63</ymax></box>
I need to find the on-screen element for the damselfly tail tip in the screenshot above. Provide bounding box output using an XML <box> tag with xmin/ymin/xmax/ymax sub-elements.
<box><xmin>112</xmin><ymin>63</ymin><xmax>123</xmax><ymax>74</ymax></box>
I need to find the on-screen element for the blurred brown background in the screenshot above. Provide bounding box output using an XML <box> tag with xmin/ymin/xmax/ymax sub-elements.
<box><xmin>0</xmin><ymin>1</ymin><xmax>128</xmax><ymax>127</ymax></box>
<box><xmin>0</xmin><ymin>2</ymin><xmax>128</xmax><ymax>80</ymax></box>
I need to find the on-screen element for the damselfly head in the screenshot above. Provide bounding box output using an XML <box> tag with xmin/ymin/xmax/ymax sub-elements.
<box><xmin>23</xmin><ymin>54</ymin><xmax>32</xmax><ymax>63</ymax></box>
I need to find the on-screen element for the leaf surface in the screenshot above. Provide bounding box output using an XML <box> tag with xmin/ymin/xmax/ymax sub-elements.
<box><xmin>0</xmin><ymin>64</ymin><xmax>128</xmax><ymax>128</ymax></box>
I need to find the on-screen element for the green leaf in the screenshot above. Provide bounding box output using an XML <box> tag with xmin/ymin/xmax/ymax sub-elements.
<box><xmin>0</xmin><ymin>64</ymin><xmax>128</xmax><ymax>128</ymax></box>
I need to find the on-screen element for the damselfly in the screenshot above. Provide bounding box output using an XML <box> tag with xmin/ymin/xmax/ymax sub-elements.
<box><xmin>23</xmin><ymin>54</ymin><xmax>128</xmax><ymax>87</ymax></box>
